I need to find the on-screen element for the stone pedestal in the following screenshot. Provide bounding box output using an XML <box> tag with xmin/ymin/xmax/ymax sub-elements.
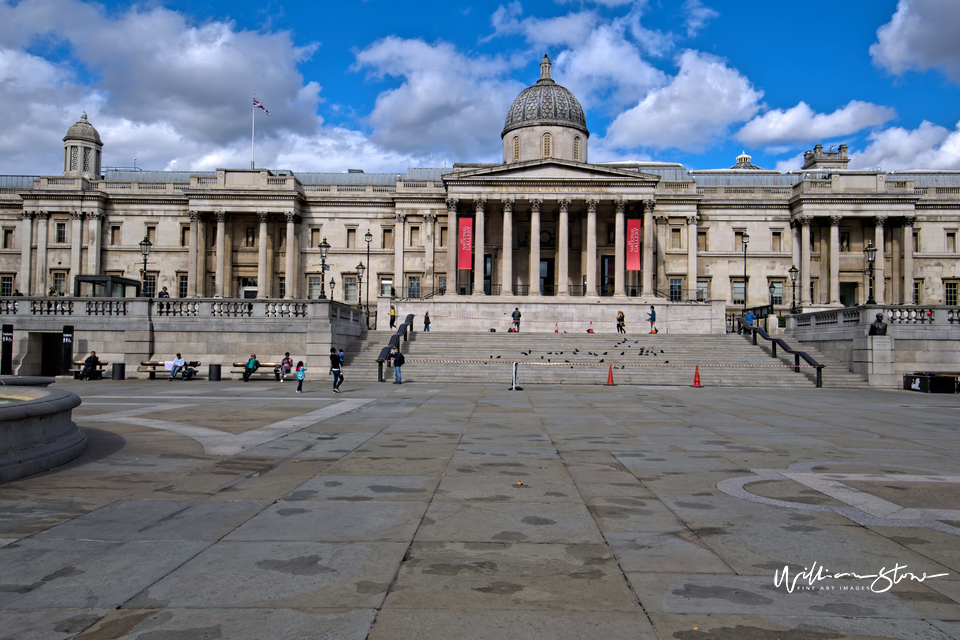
<box><xmin>853</xmin><ymin>335</ymin><xmax>897</xmax><ymax>388</ymax></box>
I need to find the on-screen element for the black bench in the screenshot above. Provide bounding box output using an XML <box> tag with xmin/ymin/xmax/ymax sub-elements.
<box><xmin>232</xmin><ymin>362</ymin><xmax>284</xmax><ymax>381</ymax></box>
<box><xmin>70</xmin><ymin>360</ymin><xmax>108</xmax><ymax>380</ymax></box>
<box><xmin>138</xmin><ymin>360</ymin><xmax>202</xmax><ymax>380</ymax></box>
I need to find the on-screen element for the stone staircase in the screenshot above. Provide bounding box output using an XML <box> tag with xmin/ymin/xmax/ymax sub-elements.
<box><xmin>342</xmin><ymin>330</ymin><xmax>870</xmax><ymax>388</ymax></box>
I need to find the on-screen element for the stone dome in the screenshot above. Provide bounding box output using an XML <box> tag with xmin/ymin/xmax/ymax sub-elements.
<box><xmin>63</xmin><ymin>112</ymin><xmax>102</xmax><ymax>145</ymax></box>
<box><xmin>502</xmin><ymin>55</ymin><xmax>588</xmax><ymax>138</ymax></box>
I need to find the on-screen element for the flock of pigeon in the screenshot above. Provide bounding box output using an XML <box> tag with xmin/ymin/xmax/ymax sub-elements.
<box><xmin>487</xmin><ymin>337</ymin><xmax>668</xmax><ymax>369</ymax></box>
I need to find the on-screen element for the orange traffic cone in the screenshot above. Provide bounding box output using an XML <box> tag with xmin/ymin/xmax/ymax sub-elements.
<box><xmin>587</xmin><ymin>321</ymin><xmax>594</xmax><ymax>333</ymax></box>
<box><xmin>693</xmin><ymin>365</ymin><xmax>702</xmax><ymax>388</ymax></box>
<box><xmin>555</xmin><ymin>323</ymin><xmax>559</xmax><ymax>333</ymax></box>
<box><xmin>606</xmin><ymin>365</ymin><xmax>615</xmax><ymax>386</ymax></box>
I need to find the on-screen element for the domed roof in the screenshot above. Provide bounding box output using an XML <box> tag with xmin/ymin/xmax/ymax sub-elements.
<box><xmin>502</xmin><ymin>55</ymin><xmax>588</xmax><ymax>138</ymax></box>
<box><xmin>63</xmin><ymin>112</ymin><xmax>102</xmax><ymax>145</ymax></box>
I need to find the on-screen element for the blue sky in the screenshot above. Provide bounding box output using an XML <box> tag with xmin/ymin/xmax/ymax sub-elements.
<box><xmin>3</xmin><ymin>0</ymin><xmax>960</xmax><ymax>175</ymax></box>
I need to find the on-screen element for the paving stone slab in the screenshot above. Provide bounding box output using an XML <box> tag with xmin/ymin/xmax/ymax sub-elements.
<box><xmin>615</xmin><ymin>452</ymin><xmax>744</xmax><ymax>471</ymax></box>
<box><xmin>415</xmin><ymin>502</ymin><xmax>603</xmax><ymax>544</ymax></box>
<box><xmin>286</xmin><ymin>476</ymin><xmax>438</xmax><ymax>501</ymax></box>
<box><xmin>565</xmin><ymin>462</ymin><xmax>643</xmax><ymax>485</ymax></box>
<box><xmin>33</xmin><ymin>499</ymin><xmax>267</xmax><ymax>541</ymax></box>
<box><xmin>127</xmin><ymin>541</ymin><xmax>406</xmax><ymax>609</ymax></box>
<box><xmin>74</xmin><ymin>607</ymin><xmax>377</xmax><ymax>640</ymax></box>
<box><xmin>382</xmin><ymin>542</ymin><xmax>642</xmax><ymax>612</ymax></box>
<box><xmin>434</xmin><ymin>476</ymin><xmax>581</xmax><ymax>503</ymax></box>
<box><xmin>454</xmin><ymin>445</ymin><xmax>560</xmax><ymax>459</ymax></box>
<box><xmin>586</xmin><ymin>495</ymin><xmax>688</xmax><ymax>533</ymax></box>
<box><xmin>647</xmin><ymin>613</ymin><xmax>954</xmax><ymax>640</ymax></box>
<box><xmin>605</xmin><ymin>531</ymin><xmax>734</xmax><ymax>574</ymax></box>
<box><xmin>0</xmin><ymin>608</ymin><xmax>110</xmax><ymax>639</ymax></box>
<box><xmin>443</xmin><ymin>457</ymin><xmax>570</xmax><ymax>479</ymax></box>
<box><xmin>0</xmin><ymin>539</ymin><xmax>211</xmax><ymax>609</ymax></box>
<box><xmin>0</xmin><ymin>500</ymin><xmax>88</xmax><ymax>537</ymax></box>
<box><xmin>225</xmin><ymin>501</ymin><xmax>429</xmax><ymax>542</ymax></box>
<box><xmin>368</xmin><ymin>609</ymin><xmax>659</xmax><ymax>640</ymax></box>
<box><xmin>319</xmin><ymin>457</ymin><xmax>451</xmax><ymax>476</ymax></box>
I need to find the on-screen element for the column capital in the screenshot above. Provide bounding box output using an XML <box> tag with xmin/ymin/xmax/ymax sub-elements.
<box><xmin>614</xmin><ymin>199</ymin><xmax>626</xmax><ymax>214</ymax></box>
<box><xmin>423</xmin><ymin>212</ymin><xmax>437</xmax><ymax>223</ymax></box>
<box><xmin>558</xmin><ymin>198</ymin><xmax>571</xmax><ymax>213</ymax></box>
<box><xmin>87</xmin><ymin>211</ymin><xmax>103</xmax><ymax>220</ymax></box>
<box><xmin>445</xmin><ymin>197</ymin><xmax>459</xmax><ymax>212</ymax></box>
<box><xmin>394</xmin><ymin>211</ymin><xmax>406</xmax><ymax>223</ymax></box>
<box><xmin>20</xmin><ymin>211</ymin><xmax>33</xmax><ymax>220</ymax></box>
<box><xmin>35</xmin><ymin>210</ymin><xmax>48</xmax><ymax>220</ymax></box>
<box><xmin>794</xmin><ymin>215</ymin><xmax>813</xmax><ymax>227</ymax></box>
<box><xmin>71</xmin><ymin>210</ymin><xmax>84</xmax><ymax>221</ymax></box>
<box><xmin>529</xmin><ymin>198</ymin><xmax>542</xmax><ymax>212</ymax></box>
<box><xmin>829</xmin><ymin>214</ymin><xmax>843</xmax><ymax>226</ymax></box>
<box><xmin>654</xmin><ymin>215</ymin><xmax>669</xmax><ymax>226</ymax></box>
<box><xmin>500</xmin><ymin>196</ymin><xmax>515</xmax><ymax>208</ymax></box>
<box><xmin>284</xmin><ymin>211</ymin><xmax>296</xmax><ymax>223</ymax></box>
<box><xmin>257</xmin><ymin>211</ymin><xmax>269</xmax><ymax>223</ymax></box>
<box><xmin>903</xmin><ymin>213</ymin><xmax>918</xmax><ymax>226</ymax></box>
<box><xmin>686</xmin><ymin>214</ymin><xmax>700</xmax><ymax>226</ymax></box>
<box><xmin>188</xmin><ymin>210</ymin><xmax>200</xmax><ymax>222</ymax></box>
<box><xmin>585</xmin><ymin>198</ymin><xmax>598</xmax><ymax>213</ymax></box>
<box><xmin>215</xmin><ymin>211</ymin><xmax>226</xmax><ymax>223</ymax></box>
<box><xmin>474</xmin><ymin>198</ymin><xmax>486</xmax><ymax>212</ymax></box>
<box><xmin>874</xmin><ymin>214</ymin><xmax>888</xmax><ymax>227</ymax></box>
<box><xmin>643</xmin><ymin>199</ymin><xmax>655</xmax><ymax>213</ymax></box>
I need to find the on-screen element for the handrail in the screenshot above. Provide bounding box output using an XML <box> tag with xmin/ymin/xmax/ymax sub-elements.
<box><xmin>737</xmin><ymin>318</ymin><xmax>824</xmax><ymax>388</ymax></box>
<box><xmin>375</xmin><ymin>313</ymin><xmax>415</xmax><ymax>381</ymax></box>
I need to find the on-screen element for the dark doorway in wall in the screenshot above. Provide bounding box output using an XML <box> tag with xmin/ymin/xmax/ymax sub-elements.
<box><xmin>840</xmin><ymin>282</ymin><xmax>858</xmax><ymax>307</ymax></box>
<box><xmin>41</xmin><ymin>333</ymin><xmax>62</xmax><ymax>376</ymax></box>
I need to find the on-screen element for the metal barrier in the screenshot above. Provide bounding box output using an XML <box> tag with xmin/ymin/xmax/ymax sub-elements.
<box><xmin>738</xmin><ymin>317</ymin><xmax>823</xmax><ymax>387</ymax></box>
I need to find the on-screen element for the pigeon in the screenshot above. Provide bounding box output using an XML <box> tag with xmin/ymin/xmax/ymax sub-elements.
<box><xmin>547</xmin><ymin>359</ymin><xmax>551</xmax><ymax>362</ymax></box>
<box><xmin>603</xmin><ymin>352</ymin><xmax>607</xmax><ymax>355</ymax></box>
<box><xmin>665</xmin><ymin>360</ymin><xmax>669</xmax><ymax>364</ymax></box>
<box><xmin>558</xmin><ymin>351</ymin><xmax>563</xmax><ymax>355</ymax></box>
<box><xmin>565</xmin><ymin>360</ymin><xmax>569</xmax><ymax>363</ymax></box>
<box><xmin>497</xmin><ymin>355</ymin><xmax>501</xmax><ymax>359</ymax></box>
<box><xmin>541</xmin><ymin>356</ymin><xmax>544</xmax><ymax>359</ymax></box>
<box><xmin>620</xmin><ymin>352</ymin><xmax>625</xmax><ymax>356</ymax></box>
<box><xmin>660</xmin><ymin>350</ymin><xmax>665</xmax><ymax>354</ymax></box>
<box><xmin>599</xmin><ymin>359</ymin><xmax>604</xmax><ymax>363</ymax></box>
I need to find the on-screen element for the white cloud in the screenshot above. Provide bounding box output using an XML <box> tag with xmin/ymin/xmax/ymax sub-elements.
<box><xmin>870</xmin><ymin>0</ymin><xmax>960</xmax><ymax>81</ymax></box>
<box><xmin>850</xmin><ymin>120</ymin><xmax>960</xmax><ymax>170</ymax></box>
<box><xmin>353</xmin><ymin>37</ymin><xmax>524</xmax><ymax>160</ymax></box>
<box><xmin>774</xmin><ymin>153</ymin><xmax>805</xmax><ymax>173</ymax></box>
<box><xmin>683</xmin><ymin>0</ymin><xmax>718</xmax><ymax>37</ymax></box>
<box><xmin>603</xmin><ymin>50</ymin><xmax>762</xmax><ymax>151</ymax></box>
<box><xmin>737</xmin><ymin>101</ymin><xmax>897</xmax><ymax>146</ymax></box>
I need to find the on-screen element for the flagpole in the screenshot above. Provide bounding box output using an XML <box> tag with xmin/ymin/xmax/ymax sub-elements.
<box><xmin>251</xmin><ymin>95</ymin><xmax>256</xmax><ymax>170</ymax></box>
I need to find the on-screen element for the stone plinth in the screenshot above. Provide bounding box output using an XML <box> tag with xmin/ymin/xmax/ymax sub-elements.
<box><xmin>853</xmin><ymin>335</ymin><xmax>897</xmax><ymax>388</ymax></box>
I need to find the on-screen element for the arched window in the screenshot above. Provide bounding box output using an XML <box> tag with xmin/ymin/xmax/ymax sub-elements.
<box><xmin>574</xmin><ymin>136</ymin><xmax>581</xmax><ymax>161</ymax></box>
<box><xmin>543</xmin><ymin>133</ymin><xmax>552</xmax><ymax>158</ymax></box>
<box><xmin>512</xmin><ymin>136</ymin><xmax>520</xmax><ymax>161</ymax></box>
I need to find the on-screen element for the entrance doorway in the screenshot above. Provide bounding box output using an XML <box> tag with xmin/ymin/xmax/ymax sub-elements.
<box><xmin>600</xmin><ymin>256</ymin><xmax>615</xmax><ymax>296</ymax></box>
<box><xmin>484</xmin><ymin>254</ymin><xmax>492</xmax><ymax>295</ymax></box>
<box><xmin>239</xmin><ymin>277</ymin><xmax>258</xmax><ymax>299</ymax></box>
<box><xmin>41</xmin><ymin>333</ymin><xmax>62</xmax><ymax>376</ymax></box>
<box><xmin>539</xmin><ymin>258</ymin><xmax>554</xmax><ymax>295</ymax></box>
<box><xmin>840</xmin><ymin>282</ymin><xmax>858</xmax><ymax>307</ymax></box>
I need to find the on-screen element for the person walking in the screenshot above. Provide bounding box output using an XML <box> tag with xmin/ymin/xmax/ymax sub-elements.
<box><xmin>389</xmin><ymin>305</ymin><xmax>396</xmax><ymax>329</ymax></box>
<box><xmin>169</xmin><ymin>353</ymin><xmax>185</xmax><ymax>380</ymax></box>
<box><xmin>616</xmin><ymin>310</ymin><xmax>625</xmax><ymax>334</ymax></box>
<box><xmin>647</xmin><ymin>306</ymin><xmax>657</xmax><ymax>334</ymax></box>
<box><xmin>390</xmin><ymin>346</ymin><xmax>404</xmax><ymax>384</ymax></box>
<box><xmin>330</xmin><ymin>347</ymin><xmax>344</xmax><ymax>393</ymax></box>
<box><xmin>511</xmin><ymin>307</ymin><xmax>521</xmax><ymax>332</ymax></box>
<box><xmin>423</xmin><ymin>311</ymin><xmax>431</xmax><ymax>332</ymax></box>
<box><xmin>295</xmin><ymin>361</ymin><xmax>306</xmax><ymax>393</ymax></box>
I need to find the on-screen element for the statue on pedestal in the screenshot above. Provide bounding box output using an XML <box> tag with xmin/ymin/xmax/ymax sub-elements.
<box><xmin>868</xmin><ymin>313</ymin><xmax>887</xmax><ymax>336</ymax></box>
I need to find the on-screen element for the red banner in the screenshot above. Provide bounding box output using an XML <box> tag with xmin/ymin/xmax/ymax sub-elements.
<box><xmin>458</xmin><ymin>218</ymin><xmax>473</xmax><ymax>269</ymax></box>
<box><xmin>626</xmin><ymin>219</ymin><xmax>642</xmax><ymax>271</ymax></box>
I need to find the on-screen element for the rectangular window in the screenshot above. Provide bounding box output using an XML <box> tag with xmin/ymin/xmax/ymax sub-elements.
<box><xmin>310</xmin><ymin>228</ymin><xmax>320</xmax><ymax>248</ymax></box>
<box><xmin>914</xmin><ymin>280</ymin><xmax>921</xmax><ymax>305</ymax></box>
<box><xmin>380</xmin><ymin>279</ymin><xmax>393</xmax><ymax>296</ymax></box>
<box><xmin>307</xmin><ymin>276</ymin><xmax>321</xmax><ymax>299</ymax></box>
<box><xmin>913</xmin><ymin>231</ymin><xmax>920</xmax><ymax>253</ymax></box>
<box><xmin>735</xmin><ymin>231</ymin><xmax>745</xmax><ymax>252</ymax></box>
<box><xmin>606</xmin><ymin>224</ymin><xmax>615</xmax><ymax>245</ymax></box>
<box><xmin>52</xmin><ymin>271</ymin><xmax>67</xmax><ymax>294</ymax></box>
<box><xmin>278</xmin><ymin>230</ymin><xmax>286</xmax><ymax>248</ymax></box>
<box><xmin>347</xmin><ymin>228</ymin><xmax>356</xmax><ymax>249</ymax></box>
<box><xmin>56</xmin><ymin>222</ymin><xmax>66</xmax><ymax>244</ymax></box>
<box><xmin>438</xmin><ymin>275</ymin><xmax>447</xmax><ymax>295</ymax></box>
<box><xmin>696</xmin><ymin>280</ymin><xmax>709</xmax><ymax>301</ymax></box>
<box><xmin>732</xmin><ymin>280</ymin><xmax>745</xmax><ymax>305</ymax></box>
<box><xmin>770</xmin><ymin>281</ymin><xmax>783</xmax><ymax>306</ymax></box>
<box><xmin>209</xmin><ymin>226</ymin><xmax>216</xmax><ymax>248</ymax></box>
<box><xmin>697</xmin><ymin>231</ymin><xmax>707</xmax><ymax>252</ymax></box>
<box><xmin>278</xmin><ymin>276</ymin><xmax>286</xmax><ymax>299</ymax></box>
<box><xmin>772</xmin><ymin>231</ymin><xmax>782</xmax><ymax>253</ymax></box>
<box><xmin>810</xmin><ymin>280</ymin><xmax>817</xmax><ymax>304</ymax></box>
<box><xmin>146</xmin><ymin>226</ymin><xmax>156</xmax><ymax>244</ymax></box>
<box><xmin>344</xmin><ymin>276</ymin><xmax>358</xmax><ymax>302</ymax></box>
<box><xmin>245</xmin><ymin>227</ymin><xmax>255</xmax><ymax>247</ymax></box>
<box><xmin>181</xmin><ymin>227</ymin><xmax>190</xmax><ymax>247</ymax></box>
<box><xmin>178</xmin><ymin>274</ymin><xmax>188</xmax><ymax>298</ymax></box>
<box><xmin>142</xmin><ymin>274</ymin><xmax>156</xmax><ymax>298</ymax></box>
<box><xmin>408</xmin><ymin>276</ymin><xmax>421</xmax><ymax>299</ymax></box>
<box><xmin>210</xmin><ymin>275</ymin><xmax>216</xmax><ymax>295</ymax></box>
<box><xmin>1</xmin><ymin>276</ymin><xmax>12</xmax><ymax>296</ymax></box>
<box><xmin>440</xmin><ymin>227</ymin><xmax>448</xmax><ymax>247</ymax></box>
<box><xmin>383</xmin><ymin>228</ymin><xmax>393</xmax><ymax>247</ymax></box>
<box><xmin>3</xmin><ymin>229</ymin><xmax>14</xmax><ymax>249</ymax></box>
<box><xmin>669</xmin><ymin>278</ymin><xmax>682</xmax><ymax>302</ymax></box>
<box><xmin>671</xmin><ymin>228</ymin><xmax>681</xmax><ymax>250</ymax></box>
<box><xmin>946</xmin><ymin>282</ymin><xmax>958</xmax><ymax>306</ymax></box>
<box><xmin>110</xmin><ymin>225</ymin><xmax>120</xmax><ymax>245</ymax></box>
<box><xmin>948</xmin><ymin>232</ymin><xmax>957</xmax><ymax>253</ymax></box>
<box><xmin>410</xmin><ymin>226</ymin><xmax>420</xmax><ymax>247</ymax></box>
<box><xmin>840</xmin><ymin>231</ymin><xmax>850</xmax><ymax>252</ymax></box>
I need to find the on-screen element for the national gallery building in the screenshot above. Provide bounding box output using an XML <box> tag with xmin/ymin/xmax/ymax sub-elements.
<box><xmin>3</xmin><ymin>56</ymin><xmax>960</xmax><ymax>320</ymax></box>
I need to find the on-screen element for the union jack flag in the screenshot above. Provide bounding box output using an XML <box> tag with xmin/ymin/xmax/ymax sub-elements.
<box><xmin>253</xmin><ymin>97</ymin><xmax>270</xmax><ymax>116</ymax></box>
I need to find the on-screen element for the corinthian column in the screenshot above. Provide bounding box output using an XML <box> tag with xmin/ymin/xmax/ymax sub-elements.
<box><xmin>69</xmin><ymin>211</ymin><xmax>83</xmax><ymax>293</ymax></box>
<box><xmin>529</xmin><ymin>198</ymin><xmax>542</xmax><ymax>296</ymax></box>
<box><xmin>557</xmin><ymin>198</ymin><xmax>570</xmax><ymax>296</ymax></box>
<box><xmin>874</xmin><ymin>215</ymin><xmax>887</xmax><ymax>304</ymax></box>
<box><xmin>474</xmin><ymin>198</ymin><xmax>486</xmax><ymax>295</ymax></box>
<box><xmin>829</xmin><ymin>215</ymin><xmax>842</xmax><ymax>305</ymax></box>
<box><xmin>425</xmin><ymin>212</ymin><xmax>436</xmax><ymax>288</ymax></box>
<box><xmin>35</xmin><ymin>211</ymin><xmax>48</xmax><ymax>295</ymax></box>
<box><xmin>655</xmin><ymin>215</ymin><xmax>669</xmax><ymax>294</ymax></box>
<box><xmin>903</xmin><ymin>214</ymin><xmax>916</xmax><ymax>304</ymax></box>
<box><xmin>284</xmin><ymin>212</ymin><xmax>296</xmax><ymax>299</ymax></box>
<box><xmin>501</xmin><ymin>198</ymin><xmax>514</xmax><ymax>295</ymax></box>
<box><xmin>614</xmin><ymin>200</ymin><xmax>626</xmax><ymax>296</ymax></box>
<box><xmin>19</xmin><ymin>212</ymin><xmax>32</xmax><ymax>295</ymax></box>
<box><xmin>187</xmin><ymin>211</ymin><xmax>199</xmax><ymax>297</ymax></box>
<box><xmin>394</xmin><ymin>212</ymin><xmax>406</xmax><ymax>296</ymax></box>
<box><xmin>87</xmin><ymin>212</ymin><xmax>102</xmax><ymax>277</ymax></box>
<box><xmin>257</xmin><ymin>212</ymin><xmax>269</xmax><ymax>298</ymax></box>
<box><xmin>215</xmin><ymin>211</ymin><xmax>226</xmax><ymax>298</ymax></box>
<box><xmin>445</xmin><ymin>198</ymin><xmax>458</xmax><ymax>295</ymax></box>
<box><xmin>641</xmin><ymin>200</ymin><xmax>654</xmax><ymax>296</ymax></box>
<box><xmin>687</xmin><ymin>214</ymin><xmax>699</xmax><ymax>299</ymax></box>
<box><xmin>586</xmin><ymin>199</ymin><xmax>598</xmax><ymax>296</ymax></box>
<box><xmin>798</xmin><ymin>216</ymin><xmax>812</xmax><ymax>306</ymax></box>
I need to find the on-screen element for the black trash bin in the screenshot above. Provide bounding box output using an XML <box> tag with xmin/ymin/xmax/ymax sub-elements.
<box><xmin>208</xmin><ymin>363</ymin><xmax>222</xmax><ymax>381</ymax></box>
<box><xmin>111</xmin><ymin>363</ymin><xmax>125</xmax><ymax>380</ymax></box>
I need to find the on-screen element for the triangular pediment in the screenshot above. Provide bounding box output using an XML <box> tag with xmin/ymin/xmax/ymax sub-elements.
<box><xmin>445</xmin><ymin>158</ymin><xmax>661</xmax><ymax>183</ymax></box>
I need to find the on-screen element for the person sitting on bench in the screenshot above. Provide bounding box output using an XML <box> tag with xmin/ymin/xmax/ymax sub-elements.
<box><xmin>170</xmin><ymin>353</ymin><xmax>185</xmax><ymax>380</ymax></box>
<box><xmin>243</xmin><ymin>354</ymin><xmax>260</xmax><ymax>382</ymax></box>
<box><xmin>80</xmin><ymin>351</ymin><xmax>100</xmax><ymax>380</ymax></box>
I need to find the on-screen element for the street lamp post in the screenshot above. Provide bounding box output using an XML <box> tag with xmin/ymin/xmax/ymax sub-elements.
<box><xmin>741</xmin><ymin>231</ymin><xmax>750</xmax><ymax>314</ymax></box>
<box><xmin>864</xmin><ymin>241</ymin><xmax>877</xmax><ymax>305</ymax></box>
<box><xmin>768</xmin><ymin>281</ymin><xmax>777</xmax><ymax>333</ymax></box>
<box><xmin>789</xmin><ymin>265</ymin><xmax>799</xmax><ymax>314</ymax></box>
<box><xmin>139</xmin><ymin>235</ymin><xmax>152</xmax><ymax>297</ymax></box>
<box><xmin>356</xmin><ymin>262</ymin><xmax>365</xmax><ymax>311</ymax></box>
<box><xmin>318</xmin><ymin>238</ymin><xmax>330</xmax><ymax>300</ymax></box>
<box><xmin>329</xmin><ymin>278</ymin><xmax>335</xmax><ymax>302</ymax></box>
<box><xmin>364</xmin><ymin>230</ymin><xmax>372</xmax><ymax>321</ymax></box>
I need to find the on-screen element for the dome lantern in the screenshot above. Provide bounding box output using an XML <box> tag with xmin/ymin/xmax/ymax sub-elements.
<box><xmin>62</xmin><ymin>112</ymin><xmax>103</xmax><ymax>178</ymax></box>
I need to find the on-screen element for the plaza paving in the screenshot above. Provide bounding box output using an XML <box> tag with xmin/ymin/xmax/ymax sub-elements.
<box><xmin>1</xmin><ymin>378</ymin><xmax>960</xmax><ymax>639</ymax></box>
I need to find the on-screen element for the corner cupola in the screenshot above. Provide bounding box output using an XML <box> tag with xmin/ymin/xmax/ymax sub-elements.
<box><xmin>62</xmin><ymin>112</ymin><xmax>103</xmax><ymax>178</ymax></box>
